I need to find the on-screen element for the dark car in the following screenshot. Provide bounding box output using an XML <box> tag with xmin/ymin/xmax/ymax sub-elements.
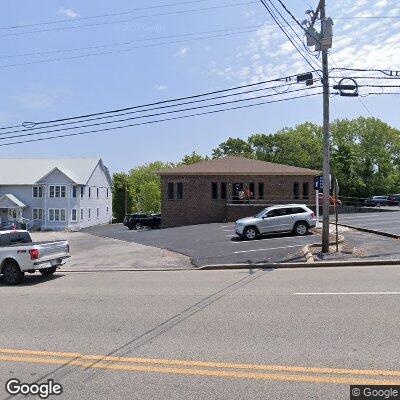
<box><xmin>0</xmin><ymin>220</ymin><xmax>21</xmax><ymax>231</ymax></box>
<box><xmin>388</xmin><ymin>194</ymin><xmax>400</xmax><ymax>206</ymax></box>
<box><xmin>364</xmin><ymin>196</ymin><xmax>389</xmax><ymax>207</ymax></box>
<box><xmin>124</xmin><ymin>213</ymin><xmax>161</xmax><ymax>230</ymax></box>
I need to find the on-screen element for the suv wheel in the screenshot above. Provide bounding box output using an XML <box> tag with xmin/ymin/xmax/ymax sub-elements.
<box><xmin>2</xmin><ymin>262</ymin><xmax>24</xmax><ymax>285</ymax></box>
<box><xmin>135</xmin><ymin>222</ymin><xmax>141</xmax><ymax>230</ymax></box>
<box><xmin>294</xmin><ymin>222</ymin><xmax>309</xmax><ymax>236</ymax></box>
<box><xmin>243</xmin><ymin>227</ymin><xmax>258</xmax><ymax>240</ymax></box>
<box><xmin>39</xmin><ymin>267</ymin><xmax>58</xmax><ymax>276</ymax></box>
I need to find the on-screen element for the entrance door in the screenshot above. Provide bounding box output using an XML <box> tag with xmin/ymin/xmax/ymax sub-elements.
<box><xmin>232</xmin><ymin>183</ymin><xmax>244</xmax><ymax>202</ymax></box>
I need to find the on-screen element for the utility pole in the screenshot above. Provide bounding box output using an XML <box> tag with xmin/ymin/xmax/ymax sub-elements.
<box><xmin>124</xmin><ymin>175</ymin><xmax>128</xmax><ymax>216</ymax></box>
<box><xmin>305</xmin><ymin>0</ymin><xmax>333</xmax><ymax>253</ymax></box>
<box><xmin>320</xmin><ymin>0</ymin><xmax>330</xmax><ymax>253</ymax></box>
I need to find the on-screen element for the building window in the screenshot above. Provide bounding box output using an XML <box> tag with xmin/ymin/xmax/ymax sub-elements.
<box><xmin>49</xmin><ymin>185</ymin><xmax>66</xmax><ymax>198</ymax></box>
<box><xmin>80</xmin><ymin>186</ymin><xmax>85</xmax><ymax>198</ymax></box>
<box><xmin>88</xmin><ymin>208</ymin><xmax>91</xmax><ymax>220</ymax></box>
<box><xmin>177</xmin><ymin>182</ymin><xmax>183</xmax><ymax>200</ymax></box>
<box><xmin>211</xmin><ymin>182</ymin><xmax>218</xmax><ymax>199</ymax></box>
<box><xmin>72</xmin><ymin>186</ymin><xmax>78</xmax><ymax>198</ymax></box>
<box><xmin>33</xmin><ymin>208</ymin><xmax>44</xmax><ymax>220</ymax></box>
<box><xmin>293</xmin><ymin>182</ymin><xmax>300</xmax><ymax>200</ymax></box>
<box><xmin>80</xmin><ymin>208</ymin><xmax>84</xmax><ymax>221</ymax></box>
<box><xmin>96</xmin><ymin>207</ymin><xmax>99</xmax><ymax>219</ymax></box>
<box><xmin>258</xmin><ymin>183</ymin><xmax>264</xmax><ymax>199</ymax></box>
<box><xmin>249</xmin><ymin>182</ymin><xmax>255</xmax><ymax>199</ymax></box>
<box><xmin>48</xmin><ymin>208</ymin><xmax>66</xmax><ymax>222</ymax></box>
<box><xmin>106</xmin><ymin>188</ymin><xmax>109</xmax><ymax>198</ymax></box>
<box><xmin>106</xmin><ymin>206</ymin><xmax>109</xmax><ymax>213</ymax></box>
<box><xmin>303</xmin><ymin>182</ymin><xmax>309</xmax><ymax>199</ymax></box>
<box><xmin>89</xmin><ymin>187</ymin><xmax>91</xmax><ymax>198</ymax></box>
<box><xmin>32</xmin><ymin>186</ymin><xmax>43</xmax><ymax>198</ymax></box>
<box><xmin>97</xmin><ymin>188</ymin><xmax>99</xmax><ymax>198</ymax></box>
<box><xmin>168</xmin><ymin>182</ymin><xmax>174</xmax><ymax>200</ymax></box>
<box><xmin>221</xmin><ymin>182</ymin><xmax>227</xmax><ymax>200</ymax></box>
<box><xmin>71</xmin><ymin>209</ymin><xmax>77</xmax><ymax>222</ymax></box>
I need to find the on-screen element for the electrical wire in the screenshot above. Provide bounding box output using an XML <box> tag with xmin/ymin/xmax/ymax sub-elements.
<box><xmin>0</xmin><ymin>91</ymin><xmax>322</xmax><ymax>148</ymax></box>
<box><xmin>0</xmin><ymin>1</ymin><xmax>258</xmax><ymax>37</ymax></box>
<box><xmin>0</xmin><ymin>86</ymin><xmax>322</xmax><ymax>141</ymax></box>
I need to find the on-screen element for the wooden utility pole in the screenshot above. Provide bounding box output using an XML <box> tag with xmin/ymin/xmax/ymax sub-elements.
<box><xmin>320</xmin><ymin>0</ymin><xmax>331</xmax><ymax>253</ymax></box>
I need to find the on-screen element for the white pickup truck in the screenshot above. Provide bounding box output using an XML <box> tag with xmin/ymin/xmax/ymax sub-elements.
<box><xmin>0</xmin><ymin>230</ymin><xmax>70</xmax><ymax>285</ymax></box>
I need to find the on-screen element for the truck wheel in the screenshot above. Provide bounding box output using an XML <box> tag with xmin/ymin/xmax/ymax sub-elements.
<box><xmin>2</xmin><ymin>262</ymin><xmax>24</xmax><ymax>285</ymax></box>
<box><xmin>39</xmin><ymin>267</ymin><xmax>58</xmax><ymax>276</ymax></box>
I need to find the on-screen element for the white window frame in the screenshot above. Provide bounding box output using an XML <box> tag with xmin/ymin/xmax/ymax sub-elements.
<box><xmin>80</xmin><ymin>208</ymin><xmax>84</xmax><ymax>221</ymax></box>
<box><xmin>49</xmin><ymin>185</ymin><xmax>67</xmax><ymax>198</ymax></box>
<box><xmin>71</xmin><ymin>208</ymin><xmax>77</xmax><ymax>222</ymax></box>
<box><xmin>72</xmin><ymin>186</ymin><xmax>78</xmax><ymax>198</ymax></box>
<box><xmin>32</xmin><ymin>186</ymin><xmax>43</xmax><ymax>198</ymax></box>
<box><xmin>80</xmin><ymin>186</ymin><xmax>85</xmax><ymax>198</ymax></box>
<box><xmin>48</xmin><ymin>208</ymin><xmax>67</xmax><ymax>222</ymax></box>
<box><xmin>32</xmin><ymin>208</ymin><xmax>44</xmax><ymax>221</ymax></box>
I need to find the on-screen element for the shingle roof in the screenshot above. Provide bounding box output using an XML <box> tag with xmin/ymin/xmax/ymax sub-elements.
<box><xmin>159</xmin><ymin>156</ymin><xmax>320</xmax><ymax>176</ymax></box>
<box><xmin>0</xmin><ymin>158</ymin><xmax>103</xmax><ymax>185</ymax></box>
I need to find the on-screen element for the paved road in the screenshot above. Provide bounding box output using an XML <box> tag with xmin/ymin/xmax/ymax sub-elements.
<box><xmin>1</xmin><ymin>266</ymin><xmax>400</xmax><ymax>399</ymax></box>
<box><xmin>337</xmin><ymin>211</ymin><xmax>400</xmax><ymax>236</ymax></box>
<box><xmin>85</xmin><ymin>223</ymin><xmax>319</xmax><ymax>266</ymax></box>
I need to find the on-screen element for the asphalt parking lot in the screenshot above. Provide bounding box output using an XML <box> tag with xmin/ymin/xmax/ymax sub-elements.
<box><xmin>85</xmin><ymin>223</ymin><xmax>320</xmax><ymax>266</ymax></box>
<box><xmin>337</xmin><ymin>211</ymin><xmax>400</xmax><ymax>236</ymax></box>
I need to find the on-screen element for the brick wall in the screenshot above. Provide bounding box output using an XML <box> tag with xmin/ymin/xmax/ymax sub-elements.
<box><xmin>160</xmin><ymin>174</ymin><xmax>317</xmax><ymax>227</ymax></box>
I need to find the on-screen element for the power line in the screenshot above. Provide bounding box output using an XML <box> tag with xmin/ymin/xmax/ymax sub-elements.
<box><xmin>0</xmin><ymin>24</ymin><xmax>264</xmax><ymax>60</ymax></box>
<box><xmin>0</xmin><ymin>86</ymin><xmax>321</xmax><ymax>141</ymax></box>
<box><xmin>0</xmin><ymin>91</ymin><xmax>322</xmax><ymax>148</ymax></box>
<box><xmin>258</xmin><ymin>0</ymin><xmax>321</xmax><ymax>76</ymax></box>
<box><xmin>0</xmin><ymin>29</ymin><xmax>260</xmax><ymax>68</ymax></box>
<box><xmin>3</xmin><ymin>80</ymin><xmax>313</xmax><ymax>135</ymax></box>
<box><xmin>333</xmin><ymin>15</ymin><xmax>400</xmax><ymax>20</ymax></box>
<box><xmin>5</xmin><ymin>71</ymin><xmax>310</xmax><ymax>129</ymax></box>
<box><xmin>0</xmin><ymin>1</ymin><xmax>258</xmax><ymax>37</ymax></box>
<box><xmin>0</xmin><ymin>0</ymin><xmax>220</xmax><ymax>30</ymax></box>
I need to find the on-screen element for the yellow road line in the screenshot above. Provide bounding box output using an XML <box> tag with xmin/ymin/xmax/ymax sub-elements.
<box><xmin>0</xmin><ymin>355</ymin><xmax>400</xmax><ymax>386</ymax></box>
<box><xmin>0</xmin><ymin>348</ymin><xmax>399</xmax><ymax>378</ymax></box>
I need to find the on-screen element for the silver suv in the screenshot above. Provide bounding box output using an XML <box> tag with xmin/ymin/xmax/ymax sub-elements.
<box><xmin>235</xmin><ymin>204</ymin><xmax>317</xmax><ymax>240</ymax></box>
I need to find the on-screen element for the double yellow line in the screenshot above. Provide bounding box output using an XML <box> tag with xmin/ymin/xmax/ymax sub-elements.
<box><xmin>0</xmin><ymin>348</ymin><xmax>399</xmax><ymax>385</ymax></box>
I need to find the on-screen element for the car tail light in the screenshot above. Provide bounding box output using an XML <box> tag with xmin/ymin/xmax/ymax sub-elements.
<box><xmin>311</xmin><ymin>212</ymin><xmax>317</xmax><ymax>220</ymax></box>
<box><xmin>29</xmin><ymin>249</ymin><xmax>40</xmax><ymax>260</ymax></box>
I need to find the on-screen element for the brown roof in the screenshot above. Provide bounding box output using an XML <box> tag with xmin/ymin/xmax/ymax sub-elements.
<box><xmin>159</xmin><ymin>156</ymin><xmax>320</xmax><ymax>176</ymax></box>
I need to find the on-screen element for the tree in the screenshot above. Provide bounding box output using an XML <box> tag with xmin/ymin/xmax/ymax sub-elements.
<box><xmin>112</xmin><ymin>173</ymin><xmax>131</xmax><ymax>222</ymax></box>
<box><xmin>212</xmin><ymin>137</ymin><xmax>253</xmax><ymax>158</ymax></box>
<box><xmin>180</xmin><ymin>151</ymin><xmax>209</xmax><ymax>165</ymax></box>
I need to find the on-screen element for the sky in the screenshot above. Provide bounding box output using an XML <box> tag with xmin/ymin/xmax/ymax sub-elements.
<box><xmin>1</xmin><ymin>0</ymin><xmax>399</xmax><ymax>174</ymax></box>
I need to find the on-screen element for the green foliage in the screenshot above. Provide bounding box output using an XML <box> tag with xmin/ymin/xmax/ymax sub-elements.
<box><xmin>212</xmin><ymin>137</ymin><xmax>253</xmax><ymax>158</ymax></box>
<box><xmin>180</xmin><ymin>151</ymin><xmax>209</xmax><ymax>165</ymax></box>
<box><xmin>112</xmin><ymin>173</ymin><xmax>131</xmax><ymax>223</ymax></box>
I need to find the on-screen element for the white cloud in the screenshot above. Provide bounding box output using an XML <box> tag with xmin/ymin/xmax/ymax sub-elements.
<box><xmin>12</xmin><ymin>92</ymin><xmax>56</xmax><ymax>110</ymax></box>
<box><xmin>209</xmin><ymin>0</ymin><xmax>399</xmax><ymax>97</ymax></box>
<box><xmin>153</xmin><ymin>84</ymin><xmax>167</xmax><ymax>91</ymax></box>
<box><xmin>58</xmin><ymin>7</ymin><xmax>79</xmax><ymax>18</ymax></box>
<box><xmin>176</xmin><ymin>47</ymin><xmax>189</xmax><ymax>57</ymax></box>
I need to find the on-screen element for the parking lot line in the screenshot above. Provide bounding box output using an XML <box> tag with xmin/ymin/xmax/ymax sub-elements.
<box><xmin>234</xmin><ymin>244</ymin><xmax>304</xmax><ymax>254</ymax></box>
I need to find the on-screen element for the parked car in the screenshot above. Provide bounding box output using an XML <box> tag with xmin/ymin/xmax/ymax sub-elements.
<box><xmin>124</xmin><ymin>213</ymin><xmax>161</xmax><ymax>230</ymax></box>
<box><xmin>0</xmin><ymin>220</ymin><xmax>21</xmax><ymax>231</ymax></box>
<box><xmin>0</xmin><ymin>230</ymin><xmax>70</xmax><ymax>285</ymax></box>
<box><xmin>235</xmin><ymin>204</ymin><xmax>317</xmax><ymax>240</ymax></box>
<box><xmin>388</xmin><ymin>194</ymin><xmax>400</xmax><ymax>206</ymax></box>
<box><xmin>364</xmin><ymin>196</ymin><xmax>389</xmax><ymax>207</ymax></box>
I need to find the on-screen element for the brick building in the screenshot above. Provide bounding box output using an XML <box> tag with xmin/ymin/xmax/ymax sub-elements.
<box><xmin>159</xmin><ymin>156</ymin><xmax>320</xmax><ymax>228</ymax></box>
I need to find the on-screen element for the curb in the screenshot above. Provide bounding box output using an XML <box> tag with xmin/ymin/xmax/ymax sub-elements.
<box><xmin>60</xmin><ymin>267</ymin><xmax>195</xmax><ymax>273</ymax></box>
<box><xmin>199</xmin><ymin>259</ymin><xmax>400</xmax><ymax>270</ymax></box>
<box><xmin>336</xmin><ymin>223</ymin><xmax>400</xmax><ymax>240</ymax></box>
<box><xmin>301</xmin><ymin>234</ymin><xmax>346</xmax><ymax>263</ymax></box>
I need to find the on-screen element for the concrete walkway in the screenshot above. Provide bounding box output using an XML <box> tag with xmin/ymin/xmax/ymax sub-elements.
<box><xmin>30</xmin><ymin>231</ymin><xmax>193</xmax><ymax>270</ymax></box>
